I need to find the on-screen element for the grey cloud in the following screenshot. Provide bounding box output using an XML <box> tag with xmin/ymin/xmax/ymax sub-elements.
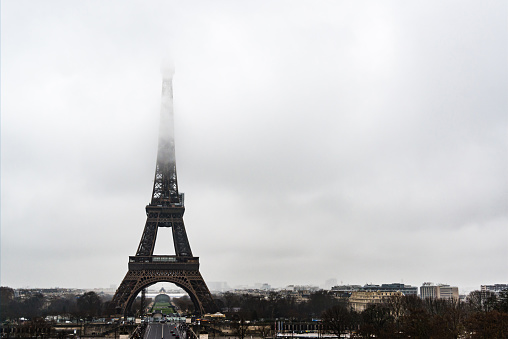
<box><xmin>1</xmin><ymin>0</ymin><xmax>506</xmax><ymax>290</ymax></box>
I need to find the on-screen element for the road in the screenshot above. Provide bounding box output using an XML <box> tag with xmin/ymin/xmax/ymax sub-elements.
<box><xmin>144</xmin><ymin>322</ymin><xmax>183</xmax><ymax>339</ymax></box>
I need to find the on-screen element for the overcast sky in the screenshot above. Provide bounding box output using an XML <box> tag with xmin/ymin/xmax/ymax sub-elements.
<box><xmin>1</xmin><ymin>1</ymin><xmax>507</xmax><ymax>293</ymax></box>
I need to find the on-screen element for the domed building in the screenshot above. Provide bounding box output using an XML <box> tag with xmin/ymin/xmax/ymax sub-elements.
<box><xmin>154</xmin><ymin>293</ymin><xmax>171</xmax><ymax>303</ymax></box>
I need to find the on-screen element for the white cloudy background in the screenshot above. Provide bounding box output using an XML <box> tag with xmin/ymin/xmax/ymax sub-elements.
<box><xmin>1</xmin><ymin>1</ymin><xmax>506</xmax><ymax>292</ymax></box>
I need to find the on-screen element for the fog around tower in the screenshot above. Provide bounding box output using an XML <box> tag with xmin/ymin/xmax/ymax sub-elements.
<box><xmin>158</xmin><ymin>70</ymin><xmax>176</xmax><ymax>167</ymax></box>
<box><xmin>161</xmin><ymin>58</ymin><xmax>175</xmax><ymax>80</ymax></box>
<box><xmin>1</xmin><ymin>0</ymin><xmax>506</xmax><ymax>292</ymax></box>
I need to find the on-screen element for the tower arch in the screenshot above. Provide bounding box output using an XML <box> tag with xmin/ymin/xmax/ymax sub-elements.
<box><xmin>121</xmin><ymin>272</ymin><xmax>213</xmax><ymax>316</ymax></box>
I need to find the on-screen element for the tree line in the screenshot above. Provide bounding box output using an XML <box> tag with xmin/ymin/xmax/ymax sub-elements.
<box><xmin>321</xmin><ymin>292</ymin><xmax>508</xmax><ymax>338</ymax></box>
<box><xmin>0</xmin><ymin>287</ymin><xmax>153</xmax><ymax>322</ymax></box>
<box><xmin>210</xmin><ymin>290</ymin><xmax>508</xmax><ymax>338</ymax></box>
<box><xmin>1</xmin><ymin>287</ymin><xmax>116</xmax><ymax>321</ymax></box>
<box><xmin>212</xmin><ymin>290</ymin><xmax>339</xmax><ymax>320</ymax></box>
<box><xmin>3</xmin><ymin>286</ymin><xmax>507</xmax><ymax>338</ymax></box>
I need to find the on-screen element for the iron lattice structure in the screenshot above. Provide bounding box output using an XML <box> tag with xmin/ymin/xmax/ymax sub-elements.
<box><xmin>110</xmin><ymin>73</ymin><xmax>217</xmax><ymax>316</ymax></box>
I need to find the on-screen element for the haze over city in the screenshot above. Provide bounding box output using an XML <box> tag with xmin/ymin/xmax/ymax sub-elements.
<box><xmin>1</xmin><ymin>1</ymin><xmax>507</xmax><ymax>293</ymax></box>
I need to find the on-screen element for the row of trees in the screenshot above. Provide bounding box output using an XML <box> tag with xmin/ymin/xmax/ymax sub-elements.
<box><xmin>321</xmin><ymin>293</ymin><xmax>508</xmax><ymax>338</ymax></box>
<box><xmin>214</xmin><ymin>290</ymin><xmax>339</xmax><ymax>320</ymax></box>
<box><xmin>1</xmin><ymin>286</ymin><xmax>153</xmax><ymax>322</ymax></box>
<box><xmin>213</xmin><ymin>289</ymin><xmax>508</xmax><ymax>321</ymax></box>
<box><xmin>1</xmin><ymin>287</ymin><xmax>106</xmax><ymax>321</ymax></box>
<box><xmin>3</xmin><ymin>286</ymin><xmax>507</xmax><ymax>337</ymax></box>
<box><xmin>213</xmin><ymin>290</ymin><xmax>508</xmax><ymax>338</ymax></box>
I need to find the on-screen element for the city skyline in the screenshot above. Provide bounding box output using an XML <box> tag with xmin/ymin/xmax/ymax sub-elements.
<box><xmin>5</xmin><ymin>280</ymin><xmax>500</xmax><ymax>297</ymax></box>
<box><xmin>1</xmin><ymin>1</ymin><xmax>507</xmax><ymax>291</ymax></box>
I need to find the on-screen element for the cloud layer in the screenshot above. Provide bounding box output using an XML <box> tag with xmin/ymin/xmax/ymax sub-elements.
<box><xmin>1</xmin><ymin>1</ymin><xmax>506</xmax><ymax>292</ymax></box>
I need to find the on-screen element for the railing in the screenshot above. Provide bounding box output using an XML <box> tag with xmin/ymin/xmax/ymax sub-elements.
<box><xmin>129</xmin><ymin>256</ymin><xmax>198</xmax><ymax>264</ymax></box>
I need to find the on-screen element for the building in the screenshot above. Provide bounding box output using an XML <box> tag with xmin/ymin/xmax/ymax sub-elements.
<box><xmin>438</xmin><ymin>285</ymin><xmax>459</xmax><ymax>300</ymax></box>
<box><xmin>331</xmin><ymin>285</ymin><xmax>362</xmax><ymax>292</ymax></box>
<box><xmin>420</xmin><ymin>283</ymin><xmax>439</xmax><ymax>299</ymax></box>
<box><xmin>349</xmin><ymin>291</ymin><xmax>403</xmax><ymax>312</ymax></box>
<box><xmin>481</xmin><ymin>284</ymin><xmax>508</xmax><ymax>295</ymax></box>
<box><xmin>331</xmin><ymin>283</ymin><xmax>417</xmax><ymax>296</ymax></box>
<box><xmin>420</xmin><ymin>283</ymin><xmax>459</xmax><ymax>300</ymax></box>
<box><xmin>362</xmin><ymin>283</ymin><xmax>418</xmax><ymax>296</ymax></box>
<box><xmin>254</xmin><ymin>283</ymin><xmax>272</xmax><ymax>290</ymax></box>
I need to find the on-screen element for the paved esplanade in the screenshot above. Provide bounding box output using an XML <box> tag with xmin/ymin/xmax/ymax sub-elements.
<box><xmin>144</xmin><ymin>322</ymin><xmax>186</xmax><ymax>339</ymax></box>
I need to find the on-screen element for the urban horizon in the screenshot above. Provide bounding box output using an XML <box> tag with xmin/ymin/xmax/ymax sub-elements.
<box><xmin>5</xmin><ymin>280</ymin><xmax>502</xmax><ymax>296</ymax></box>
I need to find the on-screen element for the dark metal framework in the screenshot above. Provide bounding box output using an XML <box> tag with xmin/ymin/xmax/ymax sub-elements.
<box><xmin>111</xmin><ymin>74</ymin><xmax>217</xmax><ymax>316</ymax></box>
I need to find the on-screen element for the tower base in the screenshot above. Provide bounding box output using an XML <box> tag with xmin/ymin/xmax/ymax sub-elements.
<box><xmin>111</xmin><ymin>266</ymin><xmax>217</xmax><ymax>316</ymax></box>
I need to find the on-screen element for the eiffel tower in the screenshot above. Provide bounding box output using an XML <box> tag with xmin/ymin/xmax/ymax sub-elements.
<box><xmin>110</xmin><ymin>69</ymin><xmax>217</xmax><ymax>316</ymax></box>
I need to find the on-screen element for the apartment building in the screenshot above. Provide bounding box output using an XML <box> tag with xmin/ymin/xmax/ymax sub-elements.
<box><xmin>420</xmin><ymin>282</ymin><xmax>458</xmax><ymax>300</ymax></box>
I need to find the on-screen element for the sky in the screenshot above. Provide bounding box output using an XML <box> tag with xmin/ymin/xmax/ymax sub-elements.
<box><xmin>1</xmin><ymin>1</ymin><xmax>507</xmax><ymax>294</ymax></box>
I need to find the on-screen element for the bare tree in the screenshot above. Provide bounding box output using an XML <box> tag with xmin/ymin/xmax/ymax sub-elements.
<box><xmin>321</xmin><ymin>302</ymin><xmax>358</xmax><ymax>338</ymax></box>
<box><xmin>77</xmin><ymin>291</ymin><xmax>102</xmax><ymax>319</ymax></box>
<box><xmin>360</xmin><ymin>303</ymin><xmax>394</xmax><ymax>338</ymax></box>
<box><xmin>467</xmin><ymin>290</ymin><xmax>497</xmax><ymax>313</ymax></box>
